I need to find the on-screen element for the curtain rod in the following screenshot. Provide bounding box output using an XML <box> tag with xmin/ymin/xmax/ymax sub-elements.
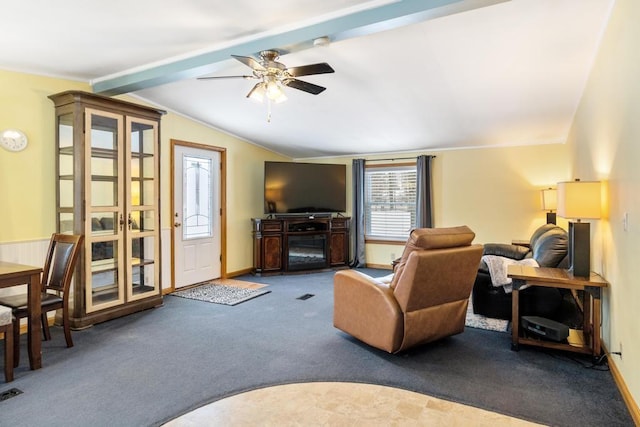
<box><xmin>365</xmin><ymin>155</ymin><xmax>436</xmax><ymax>162</ymax></box>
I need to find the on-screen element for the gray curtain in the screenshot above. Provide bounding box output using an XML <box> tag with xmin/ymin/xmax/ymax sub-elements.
<box><xmin>416</xmin><ymin>155</ymin><xmax>434</xmax><ymax>228</ymax></box>
<box><xmin>350</xmin><ymin>159</ymin><xmax>366</xmax><ymax>268</ymax></box>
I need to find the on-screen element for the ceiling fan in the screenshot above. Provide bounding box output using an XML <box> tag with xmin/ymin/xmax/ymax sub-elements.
<box><xmin>198</xmin><ymin>50</ymin><xmax>335</xmax><ymax>103</ymax></box>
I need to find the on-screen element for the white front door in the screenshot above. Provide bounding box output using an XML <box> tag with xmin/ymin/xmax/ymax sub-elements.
<box><xmin>173</xmin><ymin>144</ymin><xmax>221</xmax><ymax>288</ymax></box>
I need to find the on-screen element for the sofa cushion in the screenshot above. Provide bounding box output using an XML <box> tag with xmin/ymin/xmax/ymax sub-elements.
<box><xmin>529</xmin><ymin>223</ymin><xmax>558</xmax><ymax>247</ymax></box>
<box><xmin>100</xmin><ymin>216</ymin><xmax>115</xmax><ymax>232</ymax></box>
<box><xmin>0</xmin><ymin>305</ymin><xmax>12</xmax><ymax>326</ymax></box>
<box><xmin>532</xmin><ymin>227</ymin><xmax>568</xmax><ymax>267</ymax></box>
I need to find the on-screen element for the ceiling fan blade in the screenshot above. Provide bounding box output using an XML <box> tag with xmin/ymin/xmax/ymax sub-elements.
<box><xmin>197</xmin><ymin>75</ymin><xmax>255</xmax><ymax>80</ymax></box>
<box><xmin>246</xmin><ymin>83</ymin><xmax>264</xmax><ymax>99</ymax></box>
<box><xmin>283</xmin><ymin>78</ymin><xmax>326</xmax><ymax>95</ymax></box>
<box><xmin>286</xmin><ymin>62</ymin><xmax>334</xmax><ymax>77</ymax></box>
<box><xmin>231</xmin><ymin>55</ymin><xmax>266</xmax><ymax>72</ymax></box>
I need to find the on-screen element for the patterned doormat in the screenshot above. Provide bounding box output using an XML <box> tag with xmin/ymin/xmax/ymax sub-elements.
<box><xmin>171</xmin><ymin>279</ymin><xmax>270</xmax><ymax>306</ymax></box>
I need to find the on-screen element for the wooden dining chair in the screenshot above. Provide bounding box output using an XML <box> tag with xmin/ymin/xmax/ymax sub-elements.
<box><xmin>1</xmin><ymin>305</ymin><xmax>13</xmax><ymax>381</ymax></box>
<box><xmin>0</xmin><ymin>233</ymin><xmax>83</xmax><ymax>367</ymax></box>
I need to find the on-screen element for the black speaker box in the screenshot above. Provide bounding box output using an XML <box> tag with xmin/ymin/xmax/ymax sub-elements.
<box><xmin>521</xmin><ymin>316</ymin><xmax>569</xmax><ymax>342</ymax></box>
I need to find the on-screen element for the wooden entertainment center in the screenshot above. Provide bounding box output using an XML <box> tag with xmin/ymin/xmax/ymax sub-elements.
<box><xmin>252</xmin><ymin>216</ymin><xmax>350</xmax><ymax>275</ymax></box>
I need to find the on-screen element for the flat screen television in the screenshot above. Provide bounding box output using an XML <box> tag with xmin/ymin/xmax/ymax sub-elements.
<box><xmin>264</xmin><ymin>161</ymin><xmax>346</xmax><ymax>215</ymax></box>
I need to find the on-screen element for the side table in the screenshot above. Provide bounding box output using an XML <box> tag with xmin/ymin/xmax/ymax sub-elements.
<box><xmin>507</xmin><ymin>265</ymin><xmax>608</xmax><ymax>358</ymax></box>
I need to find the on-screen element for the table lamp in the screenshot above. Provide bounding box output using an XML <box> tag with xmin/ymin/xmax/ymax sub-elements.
<box><xmin>541</xmin><ymin>188</ymin><xmax>557</xmax><ymax>224</ymax></box>
<box><xmin>557</xmin><ymin>179</ymin><xmax>601</xmax><ymax>277</ymax></box>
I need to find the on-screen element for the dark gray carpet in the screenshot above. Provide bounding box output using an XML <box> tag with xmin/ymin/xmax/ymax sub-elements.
<box><xmin>0</xmin><ymin>268</ymin><xmax>632</xmax><ymax>426</ymax></box>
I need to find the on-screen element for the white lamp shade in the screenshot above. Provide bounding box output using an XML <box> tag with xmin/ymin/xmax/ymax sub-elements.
<box><xmin>541</xmin><ymin>188</ymin><xmax>557</xmax><ymax>211</ymax></box>
<box><xmin>557</xmin><ymin>180</ymin><xmax>601</xmax><ymax>219</ymax></box>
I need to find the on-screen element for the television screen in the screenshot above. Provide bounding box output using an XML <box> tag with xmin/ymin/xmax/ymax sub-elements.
<box><xmin>264</xmin><ymin>161</ymin><xmax>346</xmax><ymax>214</ymax></box>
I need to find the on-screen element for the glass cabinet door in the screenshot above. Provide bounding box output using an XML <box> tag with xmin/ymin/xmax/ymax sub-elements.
<box><xmin>85</xmin><ymin>109</ymin><xmax>125</xmax><ymax>312</ymax></box>
<box><xmin>57</xmin><ymin>113</ymin><xmax>75</xmax><ymax>234</ymax></box>
<box><xmin>126</xmin><ymin>117</ymin><xmax>160</xmax><ymax>300</ymax></box>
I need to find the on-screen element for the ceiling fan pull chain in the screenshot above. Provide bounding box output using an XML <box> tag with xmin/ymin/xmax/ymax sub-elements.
<box><xmin>267</xmin><ymin>98</ymin><xmax>272</xmax><ymax>123</ymax></box>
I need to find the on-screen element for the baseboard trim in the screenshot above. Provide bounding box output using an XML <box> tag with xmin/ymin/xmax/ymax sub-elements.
<box><xmin>227</xmin><ymin>267</ymin><xmax>254</xmax><ymax>278</ymax></box>
<box><xmin>603</xmin><ymin>343</ymin><xmax>640</xmax><ymax>425</ymax></box>
<box><xmin>365</xmin><ymin>263</ymin><xmax>393</xmax><ymax>270</ymax></box>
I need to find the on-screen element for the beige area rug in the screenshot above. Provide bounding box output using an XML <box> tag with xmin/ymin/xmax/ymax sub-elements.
<box><xmin>171</xmin><ymin>279</ymin><xmax>270</xmax><ymax>306</ymax></box>
<box><xmin>164</xmin><ymin>382</ymin><xmax>543</xmax><ymax>426</ymax></box>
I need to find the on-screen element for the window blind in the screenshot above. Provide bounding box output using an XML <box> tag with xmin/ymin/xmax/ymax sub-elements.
<box><xmin>364</xmin><ymin>165</ymin><xmax>416</xmax><ymax>240</ymax></box>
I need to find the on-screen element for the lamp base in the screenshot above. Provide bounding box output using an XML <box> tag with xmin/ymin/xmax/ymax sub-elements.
<box><xmin>568</xmin><ymin>221</ymin><xmax>590</xmax><ymax>278</ymax></box>
<box><xmin>546</xmin><ymin>212</ymin><xmax>556</xmax><ymax>225</ymax></box>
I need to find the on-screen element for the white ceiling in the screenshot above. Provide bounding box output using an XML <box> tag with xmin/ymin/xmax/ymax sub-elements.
<box><xmin>1</xmin><ymin>0</ymin><xmax>613</xmax><ymax>158</ymax></box>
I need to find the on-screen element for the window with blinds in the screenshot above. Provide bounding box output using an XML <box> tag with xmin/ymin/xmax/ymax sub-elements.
<box><xmin>364</xmin><ymin>164</ymin><xmax>417</xmax><ymax>240</ymax></box>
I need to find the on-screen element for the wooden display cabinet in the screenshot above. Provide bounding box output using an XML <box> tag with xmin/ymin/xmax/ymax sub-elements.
<box><xmin>49</xmin><ymin>91</ymin><xmax>165</xmax><ymax>329</ymax></box>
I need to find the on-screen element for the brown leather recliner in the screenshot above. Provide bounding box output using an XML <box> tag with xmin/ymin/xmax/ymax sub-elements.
<box><xmin>333</xmin><ymin>226</ymin><xmax>483</xmax><ymax>353</ymax></box>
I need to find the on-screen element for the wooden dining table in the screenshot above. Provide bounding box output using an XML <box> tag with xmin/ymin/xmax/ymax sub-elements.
<box><xmin>0</xmin><ymin>261</ymin><xmax>43</xmax><ymax>370</ymax></box>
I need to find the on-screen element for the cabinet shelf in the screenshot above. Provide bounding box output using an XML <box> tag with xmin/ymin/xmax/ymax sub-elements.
<box><xmin>91</xmin><ymin>175</ymin><xmax>118</xmax><ymax>182</ymax></box>
<box><xmin>87</xmin><ymin>147</ymin><xmax>155</xmax><ymax>160</ymax></box>
<box><xmin>92</xmin><ymin>286</ymin><xmax>119</xmax><ymax>304</ymax></box>
<box><xmin>59</xmin><ymin>146</ymin><xmax>74</xmax><ymax>156</ymax></box>
<box><xmin>90</xmin><ymin>147</ymin><xmax>119</xmax><ymax>159</ymax></box>
<box><xmin>91</xmin><ymin>257</ymin><xmax>155</xmax><ymax>273</ymax></box>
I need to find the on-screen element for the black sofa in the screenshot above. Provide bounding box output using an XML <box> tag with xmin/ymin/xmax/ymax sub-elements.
<box><xmin>472</xmin><ymin>224</ymin><xmax>569</xmax><ymax>320</ymax></box>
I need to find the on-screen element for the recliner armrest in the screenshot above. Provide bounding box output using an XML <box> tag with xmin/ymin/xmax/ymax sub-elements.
<box><xmin>333</xmin><ymin>270</ymin><xmax>403</xmax><ymax>353</ymax></box>
<box><xmin>482</xmin><ymin>243</ymin><xmax>530</xmax><ymax>260</ymax></box>
<box><xmin>334</xmin><ymin>270</ymin><xmax>400</xmax><ymax>316</ymax></box>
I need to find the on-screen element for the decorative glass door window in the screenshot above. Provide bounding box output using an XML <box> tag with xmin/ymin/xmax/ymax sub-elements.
<box><xmin>183</xmin><ymin>155</ymin><xmax>214</xmax><ymax>239</ymax></box>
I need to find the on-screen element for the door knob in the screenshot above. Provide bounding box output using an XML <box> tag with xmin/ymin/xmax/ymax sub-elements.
<box><xmin>174</xmin><ymin>222</ymin><xmax>182</xmax><ymax>228</ymax></box>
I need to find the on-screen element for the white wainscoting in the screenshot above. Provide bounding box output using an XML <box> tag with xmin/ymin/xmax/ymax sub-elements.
<box><xmin>0</xmin><ymin>238</ymin><xmax>49</xmax><ymax>297</ymax></box>
<box><xmin>1</xmin><ymin>230</ymin><xmax>173</xmax><ymax>294</ymax></box>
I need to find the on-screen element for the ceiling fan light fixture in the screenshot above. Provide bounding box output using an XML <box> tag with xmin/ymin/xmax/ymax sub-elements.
<box><xmin>206</xmin><ymin>50</ymin><xmax>333</xmax><ymax>120</ymax></box>
<box><xmin>265</xmin><ymin>79</ymin><xmax>287</xmax><ymax>103</ymax></box>
<box><xmin>272</xmin><ymin>90</ymin><xmax>287</xmax><ymax>104</ymax></box>
<box><xmin>247</xmin><ymin>82</ymin><xmax>266</xmax><ymax>103</ymax></box>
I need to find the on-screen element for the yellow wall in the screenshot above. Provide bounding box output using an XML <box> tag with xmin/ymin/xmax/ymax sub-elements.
<box><xmin>0</xmin><ymin>69</ymin><xmax>573</xmax><ymax>273</ymax></box>
<box><xmin>313</xmin><ymin>143</ymin><xmax>572</xmax><ymax>267</ymax></box>
<box><xmin>564</xmin><ymin>0</ymin><xmax>639</xmax><ymax>410</ymax></box>
<box><xmin>0</xmin><ymin>71</ymin><xmax>90</xmax><ymax>241</ymax></box>
<box><xmin>0</xmin><ymin>69</ymin><xmax>288</xmax><ymax>276</ymax></box>
<box><xmin>158</xmin><ymin>113</ymin><xmax>288</xmax><ymax>273</ymax></box>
